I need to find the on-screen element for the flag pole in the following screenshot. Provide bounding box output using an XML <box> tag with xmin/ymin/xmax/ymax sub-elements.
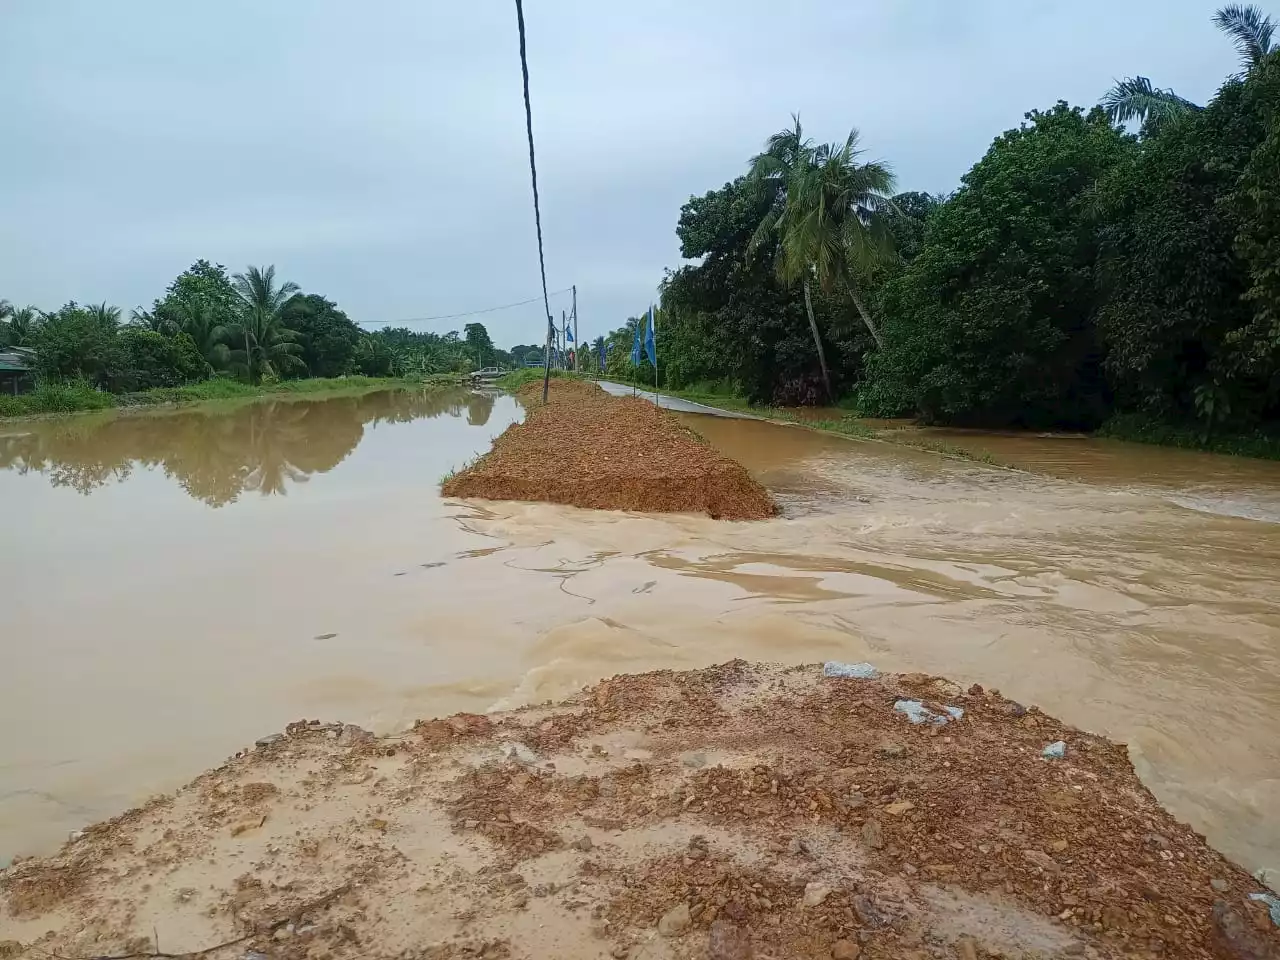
<box><xmin>653</xmin><ymin>306</ymin><xmax>659</xmax><ymax>414</ymax></box>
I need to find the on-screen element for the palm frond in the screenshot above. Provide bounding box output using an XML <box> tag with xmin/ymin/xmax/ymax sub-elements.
<box><xmin>1101</xmin><ymin>76</ymin><xmax>1198</xmax><ymax>126</ymax></box>
<box><xmin>1213</xmin><ymin>4</ymin><xmax>1276</xmax><ymax>68</ymax></box>
<box><xmin>746</xmin><ymin>206</ymin><xmax>781</xmax><ymax>258</ymax></box>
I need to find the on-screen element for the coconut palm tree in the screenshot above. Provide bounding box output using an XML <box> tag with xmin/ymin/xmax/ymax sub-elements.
<box><xmin>227</xmin><ymin>265</ymin><xmax>303</xmax><ymax>383</ymax></box>
<box><xmin>88</xmin><ymin>302</ymin><xmax>121</xmax><ymax>327</ymax></box>
<box><xmin>2</xmin><ymin>306</ymin><xmax>40</xmax><ymax>347</ymax></box>
<box><xmin>1215</xmin><ymin>3</ymin><xmax>1277</xmax><ymax>69</ymax></box>
<box><xmin>173</xmin><ymin>299</ymin><xmax>230</xmax><ymax>371</ymax></box>
<box><xmin>129</xmin><ymin>307</ymin><xmax>177</xmax><ymax>335</ymax></box>
<box><xmin>1100</xmin><ymin>77</ymin><xmax>1200</xmax><ymax>128</ymax></box>
<box><xmin>748</xmin><ymin>116</ymin><xmax>896</xmax><ymax>400</ymax></box>
<box><xmin>1102</xmin><ymin>4</ymin><xmax>1276</xmax><ymax>127</ymax></box>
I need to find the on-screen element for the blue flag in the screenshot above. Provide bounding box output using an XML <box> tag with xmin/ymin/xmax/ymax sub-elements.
<box><xmin>644</xmin><ymin>305</ymin><xmax>656</xmax><ymax>368</ymax></box>
<box><xmin>631</xmin><ymin>320</ymin><xmax>642</xmax><ymax>367</ymax></box>
<box><xmin>565</xmin><ymin>325</ymin><xmax>574</xmax><ymax>342</ymax></box>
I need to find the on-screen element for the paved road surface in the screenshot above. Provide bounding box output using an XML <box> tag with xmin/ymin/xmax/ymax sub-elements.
<box><xmin>596</xmin><ymin>381</ymin><xmax>759</xmax><ymax>419</ymax></box>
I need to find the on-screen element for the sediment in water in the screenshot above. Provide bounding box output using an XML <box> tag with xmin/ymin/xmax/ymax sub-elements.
<box><xmin>2</xmin><ymin>661</ymin><xmax>1275</xmax><ymax>960</ymax></box>
<box><xmin>441</xmin><ymin>380</ymin><xmax>777</xmax><ymax>520</ymax></box>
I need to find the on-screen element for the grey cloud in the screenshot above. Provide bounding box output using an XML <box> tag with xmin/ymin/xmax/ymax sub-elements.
<box><xmin>0</xmin><ymin>0</ymin><xmax>1237</xmax><ymax>345</ymax></box>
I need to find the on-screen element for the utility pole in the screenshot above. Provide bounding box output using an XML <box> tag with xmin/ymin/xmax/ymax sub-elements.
<box><xmin>542</xmin><ymin>313</ymin><xmax>553</xmax><ymax>403</ymax></box>
<box><xmin>572</xmin><ymin>285</ymin><xmax>579</xmax><ymax>373</ymax></box>
<box><xmin>561</xmin><ymin>310</ymin><xmax>567</xmax><ymax>370</ymax></box>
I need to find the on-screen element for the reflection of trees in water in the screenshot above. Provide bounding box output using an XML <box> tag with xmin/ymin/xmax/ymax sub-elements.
<box><xmin>467</xmin><ymin>392</ymin><xmax>494</xmax><ymax>426</ymax></box>
<box><xmin>0</xmin><ymin>387</ymin><xmax>490</xmax><ymax>506</ymax></box>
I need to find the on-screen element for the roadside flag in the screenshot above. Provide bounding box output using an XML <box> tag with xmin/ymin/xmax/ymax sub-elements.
<box><xmin>631</xmin><ymin>320</ymin><xmax>642</xmax><ymax>367</ymax></box>
<box><xmin>644</xmin><ymin>304</ymin><xmax>656</xmax><ymax>368</ymax></box>
<box><xmin>565</xmin><ymin>325</ymin><xmax>574</xmax><ymax>342</ymax></box>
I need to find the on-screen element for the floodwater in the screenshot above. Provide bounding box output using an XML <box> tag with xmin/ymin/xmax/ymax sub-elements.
<box><xmin>1</xmin><ymin>389</ymin><xmax>1278</xmax><ymax>884</ymax></box>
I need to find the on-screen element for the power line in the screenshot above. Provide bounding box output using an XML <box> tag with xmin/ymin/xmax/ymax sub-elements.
<box><xmin>513</xmin><ymin>0</ymin><xmax>554</xmax><ymax>403</ymax></box>
<box><xmin>354</xmin><ymin>286</ymin><xmax>572</xmax><ymax>327</ymax></box>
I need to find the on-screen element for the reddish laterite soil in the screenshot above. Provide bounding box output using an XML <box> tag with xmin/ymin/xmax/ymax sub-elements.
<box><xmin>441</xmin><ymin>380</ymin><xmax>777</xmax><ymax>520</ymax></box>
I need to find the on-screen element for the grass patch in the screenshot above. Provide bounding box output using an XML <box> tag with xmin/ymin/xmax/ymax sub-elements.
<box><xmin>438</xmin><ymin>454</ymin><xmax>483</xmax><ymax>488</ymax></box>
<box><xmin>887</xmin><ymin>435</ymin><xmax>1000</xmax><ymax>464</ymax></box>
<box><xmin>0</xmin><ymin>375</ymin><xmax>423</xmax><ymax>421</ymax></box>
<box><xmin>1098</xmin><ymin>413</ymin><xmax>1280</xmax><ymax>460</ymax></box>
<box><xmin>0</xmin><ymin>381</ymin><xmax>115</xmax><ymax>417</ymax></box>
<box><xmin>804</xmin><ymin>417</ymin><xmax>877</xmax><ymax>439</ymax></box>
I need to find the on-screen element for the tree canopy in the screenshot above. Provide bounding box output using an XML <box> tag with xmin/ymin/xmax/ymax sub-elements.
<box><xmin>612</xmin><ymin>34</ymin><xmax>1280</xmax><ymax>448</ymax></box>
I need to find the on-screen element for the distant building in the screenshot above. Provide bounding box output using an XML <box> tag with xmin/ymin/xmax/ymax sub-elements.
<box><xmin>0</xmin><ymin>347</ymin><xmax>35</xmax><ymax>395</ymax></box>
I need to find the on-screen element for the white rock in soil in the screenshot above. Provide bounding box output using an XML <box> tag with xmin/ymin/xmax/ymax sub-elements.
<box><xmin>802</xmin><ymin>881</ymin><xmax>832</xmax><ymax>907</ymax></box>
<box><xmin>657</xmin><ymin>902</ymin><xmax>692</xmax><ymax>937</ymax></box>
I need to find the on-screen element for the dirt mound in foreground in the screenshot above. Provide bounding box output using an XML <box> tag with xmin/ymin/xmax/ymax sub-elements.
<box><xmin>442</xmin><ymin>380</ymin><xmax>776</xmax><ymax>520</ymax></box>
<box><xmin>3</xmin><ymin>662</ymin><xmax>1276</xmax><ymax>960</ymax></box>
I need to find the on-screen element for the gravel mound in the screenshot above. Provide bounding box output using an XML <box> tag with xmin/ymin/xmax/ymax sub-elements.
<box><xmin>2</xmin><ymin>662</ymin><xmax>1276</xmax><ymax>960</ymax></box>
<box><xmin>442</xmin><ymin>380</ymin><xmax>776</xmax><ymax>520</ymax></box>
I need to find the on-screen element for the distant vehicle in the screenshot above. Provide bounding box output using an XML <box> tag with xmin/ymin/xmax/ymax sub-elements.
<box><xmin>472</xmin><ymin>366</ymin><xmax>504</xmax><ymax>380</ymax></box>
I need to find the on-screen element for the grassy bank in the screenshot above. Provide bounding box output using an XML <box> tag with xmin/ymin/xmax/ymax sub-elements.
<box><xmin>611</xmin><ymin>378</ymin><xmax>1280</xmax><ymax>463</ymax></box>
<box><xmin>0</xmin><ymin>375</ymin><xmax>445</xmax><ymax>420</ymax></box>
<box><xmin>1098</xmin><ymin>413</ymin><xmax>1280</xmax><ymax>461</ymax></box>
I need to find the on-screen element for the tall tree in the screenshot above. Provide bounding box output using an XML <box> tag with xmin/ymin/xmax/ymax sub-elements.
<box><xmin>1102</xmin><ymin>4</ymin><xmax>1275</xmax><ymax>126</ymax></box>
<box><xmin>281</xmin><ymin>294</ymin><xmax>361</xmax><ymax>378</ymax></box>
<box><xmin>173</xmin><ymin>298</ymin><xmax>231</xmax><ymax>371</ymax></box>
<box><xmin>864</xmin><ymin>104</ymin><xmax>1132</xmax><ymax>427</ymax></box>
<box><xmin>30</xmin><ymin>302</ymin><xmax>125</xmax><ymax>386</ymax></box>
<box><xmin>1214</xmin><ymin>3</ymin><xmax>1277</xmax><ymax>71</ymax></box>
<box><xmin>152</xmin><ymin>260</ymin><xmax>240</xmax><ymax>332</ymax></box>
<box><xmin>748</xmin><ymin>116</ymin><xmax>896</xmax><ymax>399</ymax></box>
<box><xmin>87</xmin><ymin>302</ymin><xmax>122</xmax><ymax>328</ymax></box>
<box><xmin>227</xmin><ymin>266</ymin><xmax>303</xmax><ymax>383</ymax></box>
<box><xmin>463</xmin><ymin>322</ymin><xmax>495</xmax><ymax>369</ymax></box>
<box><xmin>2</xmin><ymin>306</ymin><xmax>40</xmax><ymax>348</ymax></box>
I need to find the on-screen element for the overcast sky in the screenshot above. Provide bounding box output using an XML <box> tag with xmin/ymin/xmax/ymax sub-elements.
<box><xmin>0</xmin><ymin>1</ymin><xmax>1238</xmax><ymax>348</ymax></box>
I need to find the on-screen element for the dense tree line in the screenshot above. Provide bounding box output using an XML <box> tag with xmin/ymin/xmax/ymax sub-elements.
<box><xmin>1</xmin><ymin>261</ymin><xmax>497</xmax><ymax>394</ymax></box>
<box><xmin>609</xmin><ymin>6</ymin><xmax>1280</xmax><ymax>440</ymax></box>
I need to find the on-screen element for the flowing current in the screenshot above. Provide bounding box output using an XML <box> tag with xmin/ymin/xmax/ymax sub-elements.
<box><xmin>0</xmin><ymin>386</ymin><xmax>1277</xmax><ymax>879</ymax></box>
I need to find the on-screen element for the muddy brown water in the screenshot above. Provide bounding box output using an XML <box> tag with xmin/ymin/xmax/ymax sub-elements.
<box><xmin>1</xmin><ymin>387</ymin><xmax>1278</xmax><ymax>884</ymax></box>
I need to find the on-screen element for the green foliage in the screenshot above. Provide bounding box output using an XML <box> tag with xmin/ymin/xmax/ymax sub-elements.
<box><xmin>30</xmin><ymin>302</ymin><xmax>124</xmax><ymax>386</ymax></box>
<box><xmin>0</xmin><ymin>380</ymin><xmax>114</xmax><ymax>417</ymax></box>
<box><xmin>1</xmin><ymin>306</ymin><xmax>39</xmax><ymax>348</ymax></box>
<box><xmin>353</xmin><ymin>335</ymin><xmax>394</xmax><ymax>377</ymax></box>
<box><xmin>113</xmin><ymin>328</ymin><xmax>209</xmax><ymax>391</ymax></box>
<box><xmin>1101</xmin><ymin>77</ymin><xmax>1199</xmax><ymax>129</ymax></box>
<box><xmin>863</xmin><ymin>104</ymin><xmax>1132</xmax><ymax>427</ymax></box>
<box><xmin>1100</xmin><ymin>412</ymin><xmax>1280</xmax><ymax>458</ymax></box>
<box><xmin>356</xmin><ymin>326</ymin><xmax>474</xmax><ymax>377</ymax></box>
<box><xmin>151</xmin><ymin>260</ymin><xmax>240</xmax><ymax>341</ymax></box>
<box><xmin>746</xmin><ymin>117</ymin><xmax>897</xmax><ymax>396</ymax></box>
<box><xmin>281</xmin><ymin>294</ymin><xmax>362</xmax><ymax>378</ymax></box>
<box><xmin>1095</xmin><ymin>52</ymin><xmax>1280</xmax><ymax>428</ymax></box>
<box><xmin>227</xmin><ymin>265</ymin><xmax>305</xmax><ymax>383</ymax></box>
<box><xmin>1213</xmin><ymin>4</ymin><xmax>1277</xmax><ymax>70</ymax></box>
<box><xmin>463</xmin><ymin>322</ymin><xmax>496</xmax><ymax>368</ymax></box>
<box><xmin>509</xmin><ymin>343</ymin><xmax>543</xmax><ymax>367</ymax></box>
<box><xmin>660</xmin><ymin>176</ymin><xmax>856</xmax><ymax>404</ymax></box>
<box><xmin>1100</xmin><ymin>6</ymin><xmax>1274</xmax><ymax>127</ymax></box>
<box><xmin>1230</xmin><ymin>51</ymin><xmax>1280</xmax><ymax>377</ymax></box>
